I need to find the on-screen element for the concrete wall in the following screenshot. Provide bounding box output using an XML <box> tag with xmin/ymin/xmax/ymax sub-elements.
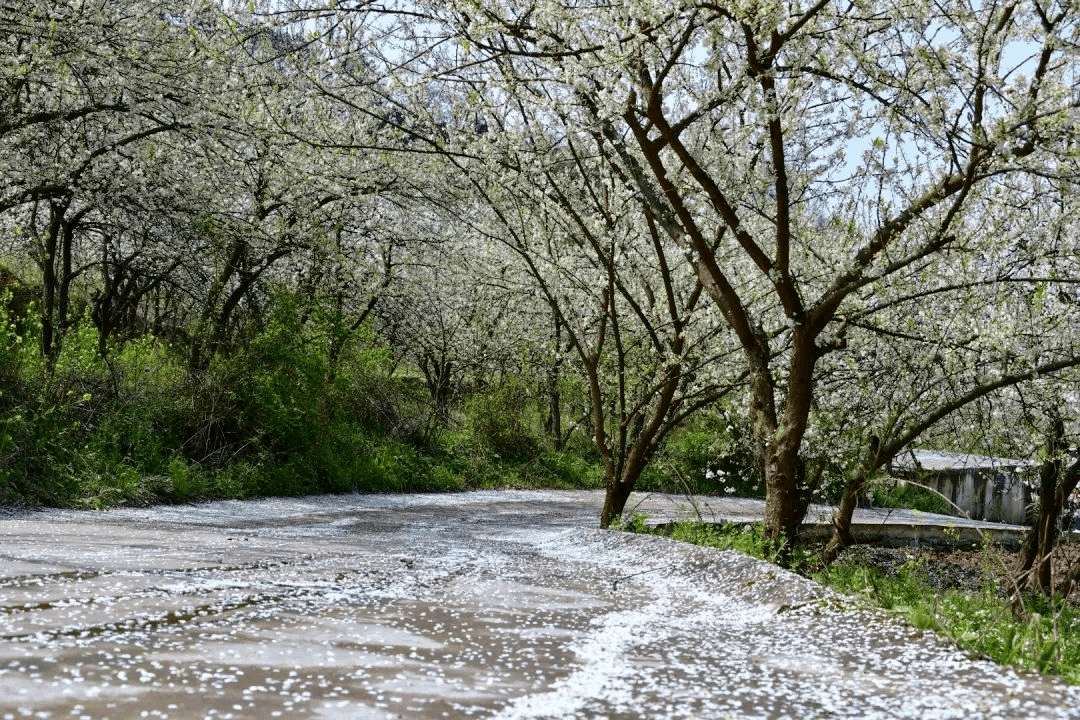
<box><xmin>890</xmin><ymin>451</ymin><xmax>1033</xmax><ymax>525</ymax></box>
<box><xmin>919</xmin><ymin>468</ymin><xmax>1030</xmax><ymax>525</ymax></box>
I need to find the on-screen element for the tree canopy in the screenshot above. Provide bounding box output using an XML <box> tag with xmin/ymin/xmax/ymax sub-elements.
<box><xmin>1</xmin><ymin>0</ymin><xmax>1078</xmax><ymax>546</ymax></box>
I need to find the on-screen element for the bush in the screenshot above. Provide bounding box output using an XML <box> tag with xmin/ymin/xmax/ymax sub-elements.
<box><xmin>464</xmin><ymin>376</ymin><xmax>542</xmax><ymax>461</ymax></box>
<box><xmin>646</xmin><ymin>412</ymin><xmax>762</xmax><ymax>497</ymax></box>
<box><xmin>0</xmin><ymin>287</ymin><xmax>606</xmax><ymax>508</ymax></box>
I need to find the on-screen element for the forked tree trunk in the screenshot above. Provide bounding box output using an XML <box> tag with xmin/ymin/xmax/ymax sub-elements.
<box><xmin>594</xmin><ymin>359</ymin><xmax>682</xmax><ymax>529</ymax></box>
<box><xmin>598</xmin><ymin>411</ymin><xmax>660</xmax><ymax>528</ymax></box>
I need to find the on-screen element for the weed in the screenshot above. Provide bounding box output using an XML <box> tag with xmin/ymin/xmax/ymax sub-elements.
<box><xmin>612</xmin><ymin>512</ymin><xmax>651</xmax><ymax>534</ymax></box>
<box><xmin>627</xmin><ymin>520</ymin><xmax>817</xmax><ymax>574</ymax></box>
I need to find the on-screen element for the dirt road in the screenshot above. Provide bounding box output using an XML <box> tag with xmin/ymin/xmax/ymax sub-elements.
<box><xmin>0</xmin><ymin>490</ymin><xmax>1075</xmax><ymax>719</ymax></box>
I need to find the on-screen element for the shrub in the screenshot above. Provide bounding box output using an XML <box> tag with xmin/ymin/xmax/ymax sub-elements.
<box><xmin>464</xmin><ymin>376</ymin><xmax>542</xmax><ymax>461</ymax></box>
<box><xmin>0</xmin><ymin>286</ymin><xmax>606</xmax><ymax>508</ymax></box>
<box><xmin>648</xmin><ymin>411</ymin><xmax>762</xmax><ymax>497</ymax></box>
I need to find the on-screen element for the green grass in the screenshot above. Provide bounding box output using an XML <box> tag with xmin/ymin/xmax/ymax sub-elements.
<box><xmin>658</xmin><ymin>519</ymin><xmax>817</xmax><ymax>569</ymax></box>
<box><xmin>52</xmin><ymin>428</ymin><xmax>604</xmax><ymax>508</ymax></box>
<box><xmin>816</xmin><ymin>553</ymin><xmax>1080</xmax><ymax>682</ymax></box>
<box><xmin>625</xmin><ymin>518</ymin><xmax>1080</xmax><ymax>683</ymax></box>
<box><xmin>0</xmin><ymin>291</ymin><xmax>610</xmax><ymax>509</ymax></box>
<box><xmin>873</xmin><ymin>480</ymin><xmax>953</xmax><ymax>515</ymax></box>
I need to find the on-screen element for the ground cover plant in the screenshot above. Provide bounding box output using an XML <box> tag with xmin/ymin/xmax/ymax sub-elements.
<box><xmin>822</xmin><ymin>544</ymin><xmax>1080</xmax><ymax>683</ymax></box>
<box><xmin>630</xmin><ymin>518</ymin><xmax>1080</xmax><ymax>683</ymax></box>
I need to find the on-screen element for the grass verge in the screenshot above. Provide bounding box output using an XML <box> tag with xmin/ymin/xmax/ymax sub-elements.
<box><xmin>623</xmin><ymin>518</ymin><xmax>1080</xmax><ymax>684</ymax></box>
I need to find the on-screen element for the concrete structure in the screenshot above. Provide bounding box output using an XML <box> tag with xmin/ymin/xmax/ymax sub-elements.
<box><xmin>890</xmin><ymin>449</ymin><xmax>1035</xmax><ymax>525</ymax></box>
<box><xmin>636</xmin><ymin>494</ymin><xmax>1028</xmax><ymax>549</ymax></box>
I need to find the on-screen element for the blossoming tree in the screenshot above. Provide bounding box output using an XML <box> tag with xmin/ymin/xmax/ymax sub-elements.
<box><xmin>391</xmin><ymin>0</ymin><xmax>1080</xmax><ymax>545</ymax></box>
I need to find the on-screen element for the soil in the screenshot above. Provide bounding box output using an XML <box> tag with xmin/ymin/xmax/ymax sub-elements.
<box><xmin>835</xmin><ymin>540</ymin><xmax>1080</xmax><ymax>602</ymax></box>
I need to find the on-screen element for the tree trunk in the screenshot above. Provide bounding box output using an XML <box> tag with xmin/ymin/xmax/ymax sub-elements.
<box><xmin>188</xmin><ymin>237</ymin><xmax>272</xmax><ymax>373</ymax></box>
<box><xmin>600</xmin><ymin>472</ymin><xmax>635</xmax><ymax>529</ymax></box>
<box><xmin>758</xmin><ymin>332</ymin><xmax>817</xmax><ymax>549</ymax></box>
<box><xmin>546</xmin><ymin>377</ymin><xmax>563</xmax><ymax>449</ymax></box>
<box><xmin>419</xmin><ymin>353</ymin><xmax>455</xmax><ymax>425</ymax></box>
<box><xmin>1035</xmin><ymin>462</ymin><xmax>1061</xmax><ymax>593</ymax></box>
<box><xmin>822</xmin><ymin>436</ymin><xmax>881</xmax><ymax>566</ymax></box>
<box><xmin>762</xmin><ymin>443</ymin><xmax>800</xmax><ymax>539</ymax></box>
<box><xmin>589</xmin><ymin>351</ymin><xmax>679</xmax><ymax>529</ymax></box>
<box><xmin>828</xmin><ymin>470</ymin><xmax>865</xmax><ymax>557</ymax></box>
<box><xmin>57</xmin><ymin>211</ymin><xmax>75</xmax><ymax>346</ymax></box>
<box><xmin>39</xmin><ymin>204</ymin><xmax>60</xmax><ymax>365</ymax></box>
<box><xmin>188</xmin><ymin>240</ymin><xmax>241</xmax><ymax>373</ymax></box>
<box><xmin>544</xmin><ymin>307</ymin><xmax>564</xmax><ymax>449</ymax></box>
<box><xmin>1013</xmin><ymin>417</ymin><xmax>1080</xmax><ymax>596</ymax></box>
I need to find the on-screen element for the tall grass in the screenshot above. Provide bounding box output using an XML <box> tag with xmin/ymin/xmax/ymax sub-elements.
<box><xmin>817</xmin><ymin>552</ymin><xmax>1080</xmax><ymax>682</ymax></box>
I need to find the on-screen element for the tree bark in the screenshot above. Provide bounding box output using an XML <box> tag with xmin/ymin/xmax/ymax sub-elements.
<box><xmin>36</xmin><ymin>197</ymin><xmax>85</xmax><ymax>366</ymax></box>
<box><xmin>38</xmin><ymin>200</ymin><xmax>63</xmax><ymax>365</ymax></box>
<box><xmin>544</xmin><ymin>306</ymin><xmax>564</xmax><ymax>450</ymax></box>
<box><xmin>600</xmin><ymin>473</ymin><xmax>636</xmax><ymax>528</ymax></box>
<box><xmin>822</xmin><ymin>436</ymin><xmax>880</xmax><ymax>566</ymax></box>
<box><xmin>759</xmin><ymin>332</ymin><xmax>818</xmax><ymax>548</ymax></box>
<box><xmin>1013</xmin><ymin>417</ymin><xmax>1080</xmax><ymax>596</ymax></box>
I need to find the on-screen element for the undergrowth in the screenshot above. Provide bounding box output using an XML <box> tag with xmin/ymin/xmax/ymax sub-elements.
<box><xmin>0</xmin><ymin>292</ymin><xmax>606</xmax><ymax>508</ymax></box>
<box><xmin>624</xmin><ymin>517</ymin><xmax>1080</xmax><ymax>683</ymax></box>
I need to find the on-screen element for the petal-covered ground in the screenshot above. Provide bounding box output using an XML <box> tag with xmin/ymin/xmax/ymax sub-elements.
<box><xmin>0</xmin><ymin>491</ymin><xmax>1075</xmax><ymax>719</ymax></box>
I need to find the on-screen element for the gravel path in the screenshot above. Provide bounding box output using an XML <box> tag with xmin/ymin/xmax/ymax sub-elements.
<box><xmin>0</xmin><ymin>490</ymin><xmax>1075</xmax><ymax>719</ymax></box>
